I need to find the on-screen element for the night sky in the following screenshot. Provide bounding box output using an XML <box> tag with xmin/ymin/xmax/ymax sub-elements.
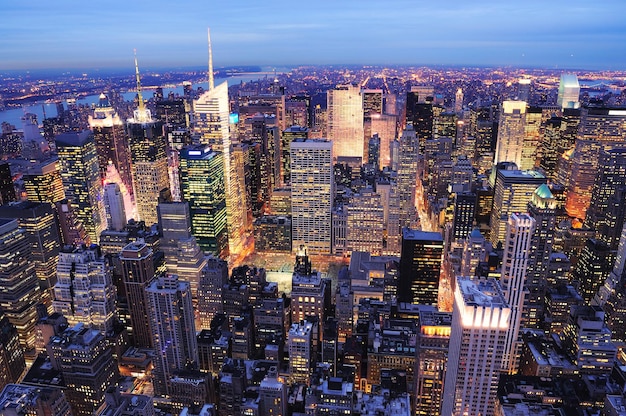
<box><xmin>2</xmin><ymin>0</ymin><xmax>625</xmax><ymax>70</ymax></box>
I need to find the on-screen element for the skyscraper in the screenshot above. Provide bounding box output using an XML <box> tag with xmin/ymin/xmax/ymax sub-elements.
<box><xmin>441</xmin><ymin>277</ymin><xmax>510</xmax><ymax>416</ymax></box>
<box><xmin>526</xmin><ymin>184</ymin><xmax>557</xmax><ymax>329</ymax></box>
<box><xmin>0</xmin><ymin>162</ymin><xmax>16</xmax><ymax>205</ymax></box>
<box><xmin>0</xmin><ymin>313</ymin><xmax>26</xmax><ymax>391</ymax></box>
<box><xmin>194</xmin><ymin>32</ymin><xmax>247</xmax><ymax>256</ymax></box>
<box><xmin>0</xmin><ymin>218</ymin><xmax>42</xmax><ymax>353</ymax></box>
<box><xmin>179</xmin><ymin>145</ymin><xmax>228</xmax><ymax>256</ymax></box>
<box><xmin>290</xmin><ymin>139</ymin><xmax>334</xmax><ymax>254</ymax></box>
<box><xmin>47</xmin><ymin>324</ymin><xmax>117</xmax><ymax>416</ymax></box>
<box><xmin>586</xmin><ymin>148</ymin><xmax>626</xmax><ymax>250</ymax></box>
<box><xmin>0</xmin><ymin>201</ymin><xmax>62</xmax><ymax>307</ymax></box>
<box><xmin>52</xmin><ymin>245</ymin><xmax>117</xmax><ymax>335</ymax></box>
<box><xmin>327</xmin><ymin>84</ymin><xmax>364</xmax><ymax>160</ymax></box>
<box><xmin>103</xmin><ymin>182</ymin><xmax>126</xmax><ymax>231</ymax></box>
<box><xmin>55</xmin><ymin>130</ymin><xmax>104</xmax><ymax>244</ymax></box>
<box><xmin>489</xmin><ymin>168</ymin><xmax>546</xmax><ymax>245</ymax></box>
<box><xmin>565</xmin><ymin>106</ymin><xmax>626</xmax><ymax>220</ymax></box>
<box><xmin>197</xmin><ymin>255</ymin><xmax>229</xmax><ymax>329</ymax></box>
<box><xmin>126</xmin><ymin>52</ymin><xmax>169</xmax><ymax>227</ymax></box>
<box><xmin>398</xmin><ymin>228</ymin><xmax>444</xmax><ymax>306</ymax></box>
<box><xmin>500</xmin><ymin>213</ymin><xmax>535</xmax><ymax>374</ymax></box>
<box><xmin>494</xmin><ymin>100</ymin><xmax>526</xmax><ymax>168</ymax></box>
<box><xmin>120</xmin><ymin>241</ymin><xmax>155</xmax><ymax>348</ymax></box>
<box><xmin>88</xmin><ymin>93</ymin><xmax>133</xmax><ymax>197</ymax></box>
<box><xmin>397</xmin><ymin>124</ymin><xmax>419</xmax><ymax>230</ymax></box>
<box><xmin>146</xmin><ymin>274</ymin><xmax>198</xmax><ymax>396</ymax></box>
<box><xmin>557</xmin><ymin>73</ymin><xmax>580</xmax><ymax>110</ymax></box>
<box><xmin>414</xmin><ymin>305</ymin><xmax>451</xmax><ymax>416</ymax></box>
<box><xmin>23</xmin><ymin>158</ymin><xmax>66</xmax><ymax>204</ymax></box>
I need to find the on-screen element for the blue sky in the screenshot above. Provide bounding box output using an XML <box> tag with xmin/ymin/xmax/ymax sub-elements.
<box><xmin>1</xmin><ymin>0</ymin><xmax>625</xmax><ymax>70</ymax></box>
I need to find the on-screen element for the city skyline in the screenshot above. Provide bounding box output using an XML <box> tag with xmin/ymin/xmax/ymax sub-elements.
<box><xmin>2</xmin><ymin>1</ymin><xmax>626</xmax><ymax>71</ymax></box>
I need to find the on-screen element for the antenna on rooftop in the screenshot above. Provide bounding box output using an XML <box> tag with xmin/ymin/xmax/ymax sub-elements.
<box><xmin>208</xmin><ymin>28</ymin><xmax>215</xmax><ymax>90</ymax></box>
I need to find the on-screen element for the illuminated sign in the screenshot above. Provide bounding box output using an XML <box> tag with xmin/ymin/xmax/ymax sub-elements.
<box><xmin>229</xmin><ymin>113</ymin><xmax>239</xmax><ymax>124</ymax></box>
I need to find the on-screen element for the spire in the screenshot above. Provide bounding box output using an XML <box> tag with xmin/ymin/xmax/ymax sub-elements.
<box><xmin>208</xmin><ymin>28</ymin><xmax>215</xmax><ymax>91</ymax></box>
<box><xmin>132</xmin><ymin>49</ymin><xmax>151</xmax><ymax>123</ymax></box>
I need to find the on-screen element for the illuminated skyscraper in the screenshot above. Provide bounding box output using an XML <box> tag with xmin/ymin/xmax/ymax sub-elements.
<box><xmin>146</xmin><ymin>274</ymin><xmax>198</xmax><ymax>396</ymax></box>
<box><xmin>397</xmin><ymin>124</ymin><xmax>419</xmax><ymax>230</ymax></box>
<box><xmin>126</xmin><ymin>52</ymin><xmax>168</xmax><ymax>227</ymax></box>
<box><xmin>345</xmin><ymin>190</ymin><xmax>384</xmax><ymax>255</ymax></box>
<box><xmin>52</xmin><ymin>245</ymin><xmax>116</xmax><ymax>335</ymax></box>
<box><xmin>197</xmin><ymin>255</ymin><xmax>228</xmax><ymax>329</ymax></box>
<box><xmin>120</xmin><ymin>241</ymin><xmax>154</xmax><ymax>348</ymax></box>
<box><xmin>489</xmin><ymin>168</ymin><xmax>546</xmax><ymax>245</ymax></box>
<box><xmin>288</xmin><ymin>320</ymin><xmax>314</xmax><ymax>384</ymax></box>
<box><xmin>103</xmin><ymin>182</ymin><xmax>126</xmax><ymax>231</ymax></box>
<box><xmin>494</xmin><ymin>100</ymin><xmax>526</xmax><ymax>168</ymax></box>
<box><xmin>406</xmin><ymin>86</ymin><xmax>434</xmax><ymax>150</ymax></box>
<box><xmin>566</xmin><ymin>106</ymin><xmax>626</xmax><ymax>220</ymax></box>
<box><xmin>88</xmin><ymin>93</ymin><xmax>133</xmax><ymax>196</ymax></box>
<box><xmin>55</xmin><ymin>130</ymin><xmax>104</xmax><ymax>244</ymax></box>
<box><xmin>0</xmin><ymin>163</ymin><xmax>16</xmax><ymax>205</ymax></box>
<box><xmin>0</xmin><ymin>218</ymin><xmax>42</xmax><ymax>353</ymax></box>
<box><xmin>414</xmin><ymin>305</ymin><xmax>451</xmax><ymax>416</ymax></box>
<box><xmin>0</xmin><ymin>201</ymin><xmax>61</xmax><ymax>310</ymax></box>
<box><xmin>398</xmin><ymin>228</ymin><xmax>444</xmax><ymax>306</ymax></box>
<box><xmin>526</xmin><ymin>184</ymin><xmax>557</xmax><ymax>329</ymax></box>
<box><xmin>441</xmin><ymin>277</ymin><xmax>510</xmax><ymax>416</ymax></box>
<box><xmin>0</xmin><ymin>313</ymin><xmax>26</xmax><ymax>391</ymax></box>
<box><xmin>557</xmin><ymin>73</ymin><xmax>580</xmax><ymax>110</ymax></box>
<box><xmin>327</xmin><ymin>84</ymin><xmax>364</xmax><ymax>160</ymax></box>
<box><xmin>586</xmin><ymin>148</ymin><xmax>626</xmax><ymax>250</ymax></box>
<box><xmin>500</xmin><ymin>213</ymin><xmax>535</xmax><ymax>374</ymax></box>
<box><xmin>179</xmin><ymin>145</ymin><xmax>228</xmax><ymax>256</ymax></box>
<box><xmin>290</xmin><ymin>139</ymin><xmax>333</xmax><ymax>254</ymax></box>
<box><xmin>23</xmin><ymin>158</ymin><xmax>66</xmax><ymax>204</ymax></box>
<box><xmin>193</xmin><ymin>30</ymin><xmax>247</xmax><ymax>256</ymax></box>
<box><xmin>281</xmin><ymin>125</ymin><xmax>308</xmax><ymax>184</ymax></box>
<box><xmin>370</xmin><ymin>114</ymin><xmax>397</xmax><ymax>170</ymax></box>
<box><xmin>47</xmin><ymin>324</ymin><xmax>117</xmax><ymax>416</ymax></box>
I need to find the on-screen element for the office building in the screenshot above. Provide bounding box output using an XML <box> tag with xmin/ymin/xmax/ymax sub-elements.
<box><xmin>560</xmin><ymin>305</ymin><xmax>617</xmax><ymax>376</ymax></box>
<box><xmin>565</xmin><ymin>106</ymin><xmax>626</xmax><ymax>220</ymax></box>
<box><xmin>451</xmin><ymin>192</ymin><xmax>477</xmax><ymax>241</ymax></box>
<box><xmin>0</xmin><ymin>384</ymin><xmax>71</xmax><ymax>416</ymax></box>
<box><xmin>290</xmin><ymin>139</ymin><xmax>333</xmax><ymax>254</ymax></box>
<box><xmin>179</xmin><ymin>145</ymin><xmax>228</xmax><ymax>256</ymax></box>
<box><xmin>55</xmin><ymin>130</ymin><xmax>104</xmax><ymax>243</ymax></box>
<box><xmin>259</xmin><ymin>372</ymin><xmax>287</xmax><ymax>416</ymax></box>
<box><xmin>281</xmin><ymin>125</ymin><xmax>308</xmax><ymax>184</ymax></box>
<box><xmin>0</xmin><ymin>201</ymin><xmax>62</xmax><ymax>305</ymax></box>
<box><xmin>500</xmin><ymin>214</ymin><xmax>535</xmax><ymax>374</ymax></box>
<box><xmin>586</xmin><ymin>148</ymin><xmax>626</xmax><ymax>250</ymax></box>
<box><xmin>327</xmin><ymin>84</ymin><xmax>364</xmax><ymax>160</ymax></box>
<box><xmin>197</xmin><ymin>256</ymin><xmax>229</xmax><ymax>329</ymax></box>
<box><xmin>23</xmin><ymin>158</ymin><xmax>66</xmax><ymax>204</ymax></box>
<box><xmin>290</xmin><ymin>247</ymin><xmax>331</xmax><ymax>328</ymax></box>
<box><xmin>406</xmin><ymin>87</ymin><xmax>434</xmax><ymax>149</ymax></box>
<box><xmin>414</xmin><ymin>305</ymin><xmax>451</xmax><ymax>416</ymax></box>
<box><xmin>52</xmin><ymin>245</ymin><xmax>116</xmax><ymax>335</ymax></box>
<box><xmin>525</xmin><ymin>184</ymin><xmax>557</xmax><ymax>328</ymax></box>
<box><xmin>489</xmin><ymin>168</ymin><xmax>546</xmax><ymax>245</ymax></box>
<box><xmin>441</xmin><ymin>277</ymin><xmax>510</xmax><ymax>416</ymax></box>
<box><xmin>397</xmin><ymin>125</ymin><xmax>419</xmax><ymax>230</ymax></box>
<box><xmin>120</xmin><ymin>241</ymin><xmax>155</xmax><ymax>348</ymax></box>
<box><xmin>0</xmin><ymin>163</ymin><xmax>15</xmax><ymax>206</ymax></box>
<box><xmin>572</xmin><ymin>239</ymin><xmax>613</xmax><ymax>305</ymax></box>
<box><xmin>146</xmin><ymin>274</ymin><xmax>198</xmax><ymax>396</ymax></box>
<box><xmin>47</xmin><ymin>324</ymin><xmax>117</xmax><ymax>416</ymax></box>
<box><xmin>494</xmin><ymin>100</ymin><xmax>526</xmax><ymax>168</ymax></box>
<box><xmin>0</xmin><ymin>218</ymin><xmax>41</xmax><ymax>353</ymax></box>
<box><xmin>194</xmin><ymin>79</ymin><xmax>247</xmax><ymax>257</ymax></box>
<box><xmin>370</xmin><ymin>113</ymin><xmax>397</xmax><ymax>170</ymax></box>
<box><xmin>0</xmin><ymin>313</ymin><xmax>25</xmax><ymax>392</ymax></box>
<box><xmin>398</xmin><ymin>229</ymin><xmax>444</xmax><ymax>306</ymax></box>
<box><xmin>103</xmin><ymin>182</ymin><xmax>126</xmax><ymax>231</ymax></box>
<box><xmin>253</xmin><ymin>215</ymin><xmax>292</xmax><ymax>252</ymax></box>
<box><xmin>89</xmin><ymin>93</ymin><xmax>133</xmax><ymax>196</ymax></box>
<box><xmin>288</xmin><ymin>320</ymin><xmax>314</xmax><ymax>384</ymax></box>
<box><xmin>345</xmin><ymin>190</ymin><xmax>384</xmax><ymax>256</ymax></box>
<box><xmin>557</xmin><ymin>73</ymin><xmax>581</xmax><ymax>110</ymax></box>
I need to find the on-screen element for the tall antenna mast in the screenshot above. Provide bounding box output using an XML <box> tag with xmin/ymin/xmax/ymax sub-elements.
<box><xmin>208</xmin><ymin>28</ymin><xmax>215</xmax><ymax>90</ymax></box>
<box><xmin>133</xmin><ymin>49</ymin><xmax>148</xmax><ymax>122</ymax></box>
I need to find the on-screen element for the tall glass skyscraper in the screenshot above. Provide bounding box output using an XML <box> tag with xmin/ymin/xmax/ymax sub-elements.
<box><xmin>55</xmin><ymin>131</ymin><xmax>104</xmax><ymax>244</ymax></box>
<box><xmin>179</xmin><ymin>145</ymin><xmax>228</xmax><ymax>256</ymax></box>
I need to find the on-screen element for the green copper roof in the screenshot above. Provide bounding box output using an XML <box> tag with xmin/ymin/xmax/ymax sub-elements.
<box><xmin>534</xmin><ymin>183</ymin><xmax>554</xmax><ymax>199</ymax></box>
